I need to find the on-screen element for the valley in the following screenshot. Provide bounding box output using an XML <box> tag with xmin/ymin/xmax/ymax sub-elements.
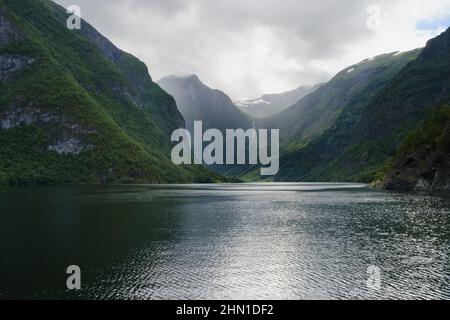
<box><xmin>1</xmin><ymin>0</ymin><xmax>449</xmax><ymax>192</ymax></box>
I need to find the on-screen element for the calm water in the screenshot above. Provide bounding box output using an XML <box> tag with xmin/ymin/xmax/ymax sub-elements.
<box><xmin>1</xmin><ymin>183</ymin><xmax>450</xmax><ymax>300</ymax></box>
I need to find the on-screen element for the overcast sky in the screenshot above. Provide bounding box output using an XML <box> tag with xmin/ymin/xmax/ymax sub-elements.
<box><xmin>54</xmin><ymin>0</ymin><xmax>450</xmax><ymax>99</ymax></box>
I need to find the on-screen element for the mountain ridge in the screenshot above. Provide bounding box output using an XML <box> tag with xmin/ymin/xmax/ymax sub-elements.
<box><xmin>235</xmin><ymin>84</ymin><xmax>323</xmax><ymax>118</ymax></box>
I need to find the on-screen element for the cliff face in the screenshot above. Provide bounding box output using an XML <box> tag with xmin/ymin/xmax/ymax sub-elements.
<box><xmin>47</xmin><ymin>1</ymin><xmax>184</xmax><ymax>134</ymax></box>
<box><xmin>235</xmin><ymin>84</ymin><xmax>323</xmax><ymax>118</ymax></box>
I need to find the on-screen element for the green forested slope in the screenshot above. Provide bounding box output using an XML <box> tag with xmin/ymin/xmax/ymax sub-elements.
<box><xmin>241</xmin><ymin>50</ymin><xmax>421</xmax><ymax>181</ymax></box>
<box><xmin>382</xmin><ymin>105</ymin><xmax>450</xmax><ymax>191</ymax></box>
<box><xmin>269</xmin><ymin>28</ymin><xmax>450</xmax><ymax>183</ymax></box>
<box><xmin>0</xmin><ymin>0</ymin><xmax>221</xmax><ymax>186</ymax></box>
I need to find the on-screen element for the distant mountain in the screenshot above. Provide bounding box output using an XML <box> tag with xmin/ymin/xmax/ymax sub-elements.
<box><xmin>158</xmin><ymin>74</ymin><xmax>254</xmax><ymax>132</ymax></box>
<box><xmin>0</xmin><ymin>0</ymin><xmax>222</xmax><ymax>186</ymax></box>
<box><xmin>238</xmin><ymin>50</ymin><xmax>421</xmax><ymax>181</ymax></box>
<box><xmin>235</xmin><ymin>84</ymin><xmax>322</xmax><ymax>117</ymax></box>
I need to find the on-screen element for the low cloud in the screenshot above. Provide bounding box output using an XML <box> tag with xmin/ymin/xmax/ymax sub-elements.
<box><xmin>54</xmin><ymin>0</ymin><xmax>450</xmax><ymax>99</ymax></box>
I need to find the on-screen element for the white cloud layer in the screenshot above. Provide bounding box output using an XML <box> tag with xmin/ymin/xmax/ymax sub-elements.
<box><xmin>54</xmin><ymin>0</ymin><xmax>450</xmax><ymax>99</ymax></box>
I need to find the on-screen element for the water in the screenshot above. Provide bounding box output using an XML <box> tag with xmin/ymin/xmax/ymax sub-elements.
<box><xmin>1</xmin><ymin>183</ymin><xmax>450</xmax><ymax>300</ymax></box>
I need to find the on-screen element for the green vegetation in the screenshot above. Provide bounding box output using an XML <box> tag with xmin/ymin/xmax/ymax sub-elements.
<box><xmin>2</xmin><ymin>0</ymin><xmax>448</xmax><ymax>189</ymax></box>
<box><xmin>249</xmin><ymin>27</ymin><xmax>450</xmax><ymax>185</ymax></box>
<box><xmin>242</xmin><ymin>50</ymin><xmax>423</xmax><ymax>182</ymax></box>
<box><xmin>0</xmin><ymin>0</ymin><xmax>222</xmax><ymax>186</ymax></box>
<box><xmin>379</xmin><ymin>105</ymin><xmax>450</xmax><ymax>190</ymax></box>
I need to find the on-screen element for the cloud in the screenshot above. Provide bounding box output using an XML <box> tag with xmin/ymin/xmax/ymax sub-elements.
<box><xmin>54</xmin><ymin>0</ymin><xmax>450</xmax><ymax>99</ymax></box>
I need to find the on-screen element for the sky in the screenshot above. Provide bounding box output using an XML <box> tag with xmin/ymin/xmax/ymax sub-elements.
<box><xmin>54</xmin><ymin>0</ymin><xmax>450</xmax><ymax>100</ymax></box>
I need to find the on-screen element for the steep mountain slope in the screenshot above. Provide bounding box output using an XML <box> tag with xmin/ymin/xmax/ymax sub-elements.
<box><xmin>0</xmin><ymin>0</ymin><xmax>221</xmax><ymax>186</ymax></box>
<box><xmin>238</xmin><ymin>50</ymin><xmax>420</xmax><ymax>181</ymax></box>
<box><xmin>271</xmin><ymin>27</ymin><xmax>450</xmax><ymax>183</ymax></box>
<box><xmin>235</xmin><ymin>84</ymin><xmax>322</xmax><ymax>117</ymax></box>
<box><xmin>259</xmin><ymin>51</ymin><xmax>421</xmax><ymax>145</ymax></box>
<box><xmin>158</xmin><ymin>74</ymin><xmax>254</xmax><ymax>132</ymax></box>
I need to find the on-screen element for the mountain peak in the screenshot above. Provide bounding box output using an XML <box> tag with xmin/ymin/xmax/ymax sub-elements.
<box><xmin>158</xmin><ymin>72</ymin><xmax>252</xmax><ymax>134</ymax></box>
<box><xmin>160</xmin><ymin>74</ymin><xmax>201</xmax><ymax>83</ymax></box>
<box><xmin>185</xmin><ymin>74</ymin><xmax>200</xmax><ymax>81</ymax></box>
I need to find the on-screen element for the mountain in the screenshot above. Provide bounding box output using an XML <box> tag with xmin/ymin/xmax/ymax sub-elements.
<box><xmin>235</xmin><ymin>84</ymin><xmax>322</xmax><ymax>117</ymax></box>
<box><xmin>379</xmin><ymin>28</ymin><xmax>450</xmax><ymax>192</ymax></box>
<box><xmin>0</xmin><ymin>0</ymin><xmax>222</xmax><ymax>186</ymax></box>
<box><xmin>382</xmin><ymin>105</ymin><xmax>450</xmax><ymax>191</ymax></box>
<box><xmin>158</xmin><ymin>74</ymin><xmax>254</xmax><ymax>132</ymax></box>
<box><xmin>238</xmin><ymin>50</ymin><xmax>421</xmax><ymax>181</ymax></box>
<box><xmin>264</xmin><ymin>27</ymin><xmax>450</xmax><ymax>185</ymax></box>
<box><xmin>258</xmin><ymin>51</ymin><xmax>421</xmax><ymax>144</ymax></box>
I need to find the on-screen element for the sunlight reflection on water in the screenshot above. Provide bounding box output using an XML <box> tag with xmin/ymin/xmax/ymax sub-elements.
<box><xmin>1</xmin><ymin>183</ymin><xmax>449</xmax><ymax>300</ymax></box>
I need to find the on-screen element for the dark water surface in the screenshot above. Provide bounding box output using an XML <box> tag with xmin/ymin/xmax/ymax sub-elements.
<box><xmin>1</xmin><ymin>183</ymin><xmax>450</xmax><ymax>300</ymax></box>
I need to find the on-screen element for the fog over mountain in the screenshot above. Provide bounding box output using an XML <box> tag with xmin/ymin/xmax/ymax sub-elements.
<box><xmin>158</xmin><ymin>74</ymin><xmax>253</xmax><ymax>132</ymax></box>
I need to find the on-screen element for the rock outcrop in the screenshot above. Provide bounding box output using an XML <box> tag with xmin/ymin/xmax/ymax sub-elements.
<box><xmin>0</xmin><ymin>54</ymin><xmax>36</xmax><ymax>81</ymax></box>
<box><xmin>383</xmin><ymin>120</ymin><xmax>450</xmax><ymax>192</ymax></box>
<box><xmin>0</xmin><ymin>7</ymin><xmax>23</xmax><ymax>46</ymax></box>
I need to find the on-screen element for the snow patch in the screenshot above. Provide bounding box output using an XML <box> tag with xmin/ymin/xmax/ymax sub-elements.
<box><xmin>415</xmin><ymin>178</ymin><xmax>431</xmax><ymax>191</ymax></box>
<box><xmin>235</xmin><ymin>98</ymin><xmax>271</xmax><ymax>108</ymax></box>
<box><xmin>358</xmin><ymin>57</ymin><xmax>375</xmax><ymax>65</ymax></box>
